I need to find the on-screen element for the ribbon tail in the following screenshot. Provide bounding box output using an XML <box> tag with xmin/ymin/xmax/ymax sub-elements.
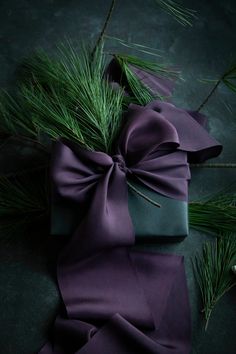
<box><xmin>57</xmin><ymin>164</ymin><xmax>135</xmax><ymax>321</ymax></box>
<box><xmin>131</xmin><ymin>252</ymin><xmax>191</xmax><ymax>353</ymax></box>
<box><xmin>75</xmin><ymin>252</ymin><xmax>191</xmax><ymax>354</ymax></box>
<box><xmin>42</xmin><ymin>251</ymin><xmax>190</xmax><ymax>354</ymax></box>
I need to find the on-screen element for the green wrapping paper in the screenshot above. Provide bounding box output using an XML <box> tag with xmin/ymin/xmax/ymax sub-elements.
<box><xmin>128</xmin><ymin>182</ymin><xmax>188</xmax><ymax>240</ymax></box>
<box><xmin>51</xmin><ymin>183</ymin><xmax>188</xmax><ymax>240</ymax></box>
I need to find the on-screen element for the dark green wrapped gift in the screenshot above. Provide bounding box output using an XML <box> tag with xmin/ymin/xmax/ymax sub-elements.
<box><xmin>50</xmin><ymin>100</ymin><xmax>222</xmax><ymax>241</ymax></box>
<box><xmin>51</xmin><ymin>183</ymin><xmax>189</xmax><ymax>240</ymax></box>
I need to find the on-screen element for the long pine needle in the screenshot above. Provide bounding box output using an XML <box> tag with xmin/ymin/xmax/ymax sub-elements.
<box><xmin>193</xmin><ymin>235</ymin><xmax>236</xmax><ymax>330</ymax></box>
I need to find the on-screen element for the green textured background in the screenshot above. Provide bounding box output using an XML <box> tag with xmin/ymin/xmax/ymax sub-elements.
<box><xmin>0</xmin><ymin>0</ymin><xmax>236</xmax><ymax>353</ymax></box>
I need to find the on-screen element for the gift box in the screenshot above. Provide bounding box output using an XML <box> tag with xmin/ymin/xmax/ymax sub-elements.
<box><xmin>50</xmin><ymin>75</ymin><xmax>221</xmax><ymax>241</ymax></box>
<box><xmin>51</xmin><ymin>165</ymin><xmax>190</xmax><ymax>240</ymax></box>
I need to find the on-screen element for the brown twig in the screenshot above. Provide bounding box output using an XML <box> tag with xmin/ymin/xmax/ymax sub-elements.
<box><xmin>197</xmin><ymin>65</ymin><xmax>236</xmax><ymax>112</ymax></box>
<box><xmin>197</xmin><ymin>78</ymin><xmax>222</xmax><ymax>112</ymax></box>
<box><xmin>190</xmin><ymin>163</ymin><xmax>236</xmax><ymax>168</ymax></box>
<box><xmin>91</xmin><ymin>0</ymin><xmax>116</xmax><ymax>58</ymax></box>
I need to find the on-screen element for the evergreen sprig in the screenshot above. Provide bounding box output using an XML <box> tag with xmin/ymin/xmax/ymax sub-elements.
<box><xmin>189</xmin><ymin>192</ymin><xmax>236</xmax><ymax>235</ymax></box>
<box><xmin>105</xmin><ymin>35</ymin><xmax>163</xmax><ymax>58</ymax></box>
<box><xmin>193</xmin><ymin>234</ymin><xmax>236</xmax><ymax>330</ymax></box>
<box><xmin>222</xmin><ymin>63</ymin><xmax>236</xmax><ymax>93</ymax></box>
<box><xmin>0</xmin><ymin>174</ymin><xmax>48</xmax><ymax>215</ymax></box>
<box><xmin>155</xmin><ymin>0</ymin><xmax>197</xmax><ymax>26</ymax></box>
<box><xmin>198</xmin><ymin>63</ymin><xmax>236</xmax><ymax>111</ymax></box>
<box><xmin>115</xmin><ymin>54</ymin><xmax>179</xmax><ymax>105</ymax></box>
<box><xmin>0</xmin><ymin>44</ymin><xmax>124</xmax><ymax>153</ymax></box>
<box><xmin>21</xmin><ymin>44</ymin><xmax>124</xmax><ymax>152</ymax></box>
<box><xmin>116</xmin><ymin>56</ymin><xmax>156</xmax><ymax>105</ymax></box>
<box><xmin>118</xmin><ymin>54</ymin><xmax>179</xmax><ymax>79</ymax></box>
<box><xmin>0</xmin><ymin>171</ymin><xmax>49</xmax><ymax>234</ymax></box>
<box><xmin>0</xmin><ymin>91</ymin><xmax>38</xmax><ymax>138</ymax></box>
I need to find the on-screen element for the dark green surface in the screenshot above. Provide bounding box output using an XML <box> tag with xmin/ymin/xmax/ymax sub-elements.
<box><xmin>0</xmin><ymin>1</ymin><xmax>236</xmax><ymax>353</ymax></box>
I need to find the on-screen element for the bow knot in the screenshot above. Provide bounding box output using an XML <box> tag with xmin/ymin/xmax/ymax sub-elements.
<box><xmin>112</xmin><ymin>154</ymin><xmax>128</xmax><ymax>174</ymax></box>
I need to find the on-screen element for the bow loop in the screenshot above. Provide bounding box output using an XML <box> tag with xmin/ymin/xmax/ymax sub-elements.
<box><xmin>117</xmin><ymin>106</ymin><xmax>180</xmax><ymax>167</ymax></box>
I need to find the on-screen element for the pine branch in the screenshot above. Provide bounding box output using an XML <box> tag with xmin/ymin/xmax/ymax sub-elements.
<box><xmin>0</xmin><ymin>170</ymin><xmax>49</xmax><ymax>235</ymax></box>
<box><xmin>115</xmin><ymin>53</ymin><xmax>179</xmax><ymax>105</ymax></box>
<box><xmin>117</xmin><ymin>54</ymin><xmax>180</xmax><ymax>79</ymax></box>
<box><xmin>193</xmin><ymin>234</ymin><xmax>236</xmax><ymax>330</ymax></box>
<box><xmin>197</xmin><ymin>63</ymin><xmax>236</xmax><ymax>111</ymax></box>
<box><xmin>117</xmin><ymin>56</ymin><xmax>157</xmax><ymax>105</ymax></box>
<box><xmin>14</xmin><ymin>43</ymin><xmax>124</xmax><ymax>153</ymax></box>
<box><xmin>105</xmin><ymin>35</ymin><xmax>163</xmax><ymax>58</ymax></box>
<box><xmin>189</xmin><ymin>192</ymin><xmax>236</xmax><ymax>235</ymax></box>
<box><xmin>0</xmin><ymin>91</ymin><xmax>37</xmax><ymax>137</ymax></box>
<box><xmin>0</xmin><ymin>175</ymin><xmax>48</xmax><ymax>216</ymax></box>
<box><xmin>155</xmin><ymin>0</ymin><xmax>197</xmax><ymax>26</ymax></box>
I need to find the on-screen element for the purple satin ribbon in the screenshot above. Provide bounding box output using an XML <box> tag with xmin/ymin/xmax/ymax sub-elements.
<box><xmin>51</xmin><ymin>101</ymin><xmax>221</xmax><ymax>257</ymax></box>
<box><xmin>51</xmin><ymin>103</ymin><xmax>193</xmax><ymax>259</ymax></box>
<box><xmin>40</xmin><ymin>249</ymin><xmax>191</xmax><ymax>354</ymax></box>
<box><xmin>39</xmin><ymin>70</ymin><xmax>222</xmax><ymax>353</ymax></box>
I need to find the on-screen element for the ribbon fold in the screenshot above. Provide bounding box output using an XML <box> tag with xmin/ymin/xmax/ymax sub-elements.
<box><xmin>39</xmin><ymin>67</ymin><xmax>222</xmax><ymax>354</ymax></box>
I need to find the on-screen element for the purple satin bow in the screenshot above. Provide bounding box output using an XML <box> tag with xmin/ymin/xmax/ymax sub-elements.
<box><xmin>51</xmin><ymin>100</ymin><xmax>222</xmax><ymax>256</ymax></box>
<box><xmin>51</xmin><ymin>102</ymin><xmax>192</xmax><ymax>260</ymax></box>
